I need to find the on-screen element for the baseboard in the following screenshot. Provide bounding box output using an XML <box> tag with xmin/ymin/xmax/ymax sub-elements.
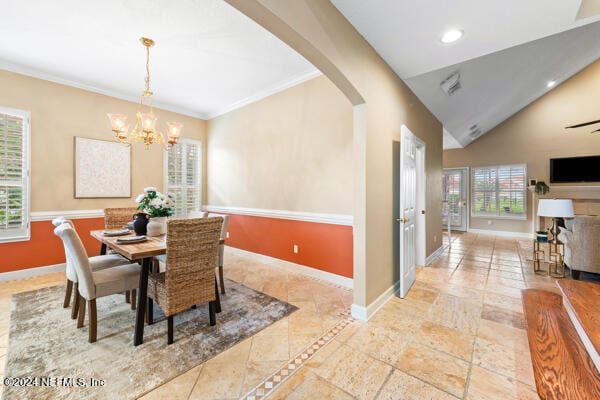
<box><xmin>224</xmin><ymin>246</ymin><xmax>353</xmax><ymax>289</ymax></box>
<box><xmin>467</xmin><ymin>228</ymin><xmax>533</xmax><ymax>239</ymax></box>
<box><xmin>0</xmin><ymin>263</ymin><xmax>65</xmax><ymax>282</ymax></box>
<box><xmin>425</xmin><ymin>245</ymin><xmax>445</xmax><ymax>265</ymax></box>
<box><xmin>351</xmin><ymin>280</ymin><xmax>400</xmax><ymax>321</ymax></box>
<box><xmin>204</xmin><ymin>205</ymin><xmax>353</xmax><ymax>226</ymax></box>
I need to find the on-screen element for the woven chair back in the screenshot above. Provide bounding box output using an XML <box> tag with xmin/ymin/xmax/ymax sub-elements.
<box><xmin>104</xmin><ymin>207</ymin><xmax>138</xmax><ymax>229</ymax></box>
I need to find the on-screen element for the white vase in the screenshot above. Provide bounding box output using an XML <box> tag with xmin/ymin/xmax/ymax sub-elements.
<box><xmin>147</xmin><ymin>217</ymin><xmax>167</xmax><ymax>236</ymax></box>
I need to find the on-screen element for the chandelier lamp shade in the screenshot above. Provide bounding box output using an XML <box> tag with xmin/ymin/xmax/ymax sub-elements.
<box><xmin>107</xmin><ymin>37</ymin><xmax>182</xmax><ymax>149</ymax></box>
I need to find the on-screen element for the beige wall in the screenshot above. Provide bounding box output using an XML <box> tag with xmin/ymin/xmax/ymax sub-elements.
<box><xmin>0</xmin><ymin>70</ymin><xmax>206</xmax><ymax>212</ymax></box>
<box><xmin>444</xmin><ymin>58</ymin><xmax>600</xmax><ymax>233</ymax></box>
<box><xmin>226</xmin><ymin>0</ymin><xmax>443</xmax><ymax>307</ymax></box>
<box><xmin>207</xmin><ymin>75</ymin><xmax>353</xmax><ymax>214</ymax></box>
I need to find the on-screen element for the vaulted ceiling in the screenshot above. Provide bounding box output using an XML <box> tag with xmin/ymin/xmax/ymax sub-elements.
<box><xmin>332</xmin><ymin>0</ymin><xmax>600</xmax><ymax>148</ymax></box>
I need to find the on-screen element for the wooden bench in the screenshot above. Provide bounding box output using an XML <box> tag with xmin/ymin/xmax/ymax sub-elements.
<box><xmin>522</xmin><ymin>289</ymin><xmax>600</xmax><ymax>400</ymax></box>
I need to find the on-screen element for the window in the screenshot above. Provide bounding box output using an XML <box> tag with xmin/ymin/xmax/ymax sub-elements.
<box><xmin>165</xmin><ymin>139</ymin><xmax>201</xmax><ymax>218</ymax></box>
<box><xmin>0</xmin><ymin>107</ymin><xmax>30</xmax><ymax>242</ymax></box>
<box><xmin>471</xmin><ymin>164</ymin><xmax>526</xmax><ymax>219</ymax></box>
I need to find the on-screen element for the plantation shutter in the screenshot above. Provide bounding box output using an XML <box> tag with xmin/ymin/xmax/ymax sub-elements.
<box><xmin>0</xmin><ymin>108</ymin><xmax>30</xmax><ymax>242</ymax></box>
<box><xmin>471</xmin><ymin>164</ymin><xmax>526</xmax><ymax>219</ymax></box>
<box><xmin>166</xmin><ymin>139</ymin><xmax>201</xmax><ymax>218</ymax></box>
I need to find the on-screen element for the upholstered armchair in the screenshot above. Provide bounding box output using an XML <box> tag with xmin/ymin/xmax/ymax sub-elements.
<box><xmin>557</xmin><ymin>215</ymin><xmax>600</xmax><ymax>279</ymax></box>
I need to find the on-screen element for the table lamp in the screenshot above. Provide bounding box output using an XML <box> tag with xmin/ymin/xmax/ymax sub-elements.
<box><xmin>537</xmin><ymin>199</ymin><xmax>574</xmax><ymax>243</ymax></box>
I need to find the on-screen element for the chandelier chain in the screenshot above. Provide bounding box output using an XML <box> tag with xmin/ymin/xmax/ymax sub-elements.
<box><xmin>145</xmin><ymin>45</ymin><xmax>151</xmax><ymax>93</ymax></box>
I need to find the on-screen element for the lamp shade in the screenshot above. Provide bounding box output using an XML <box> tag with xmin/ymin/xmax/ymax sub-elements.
<box><xmin>537</xmin><ymin>199</ymin><xmax>574</xmax><ymax>218</ymax></box>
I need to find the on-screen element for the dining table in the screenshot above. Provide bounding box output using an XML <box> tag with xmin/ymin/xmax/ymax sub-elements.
<box><xmin>90</xmin><ymin>229</ymin><xmax>224</xmax><ymax>346</ymax></box>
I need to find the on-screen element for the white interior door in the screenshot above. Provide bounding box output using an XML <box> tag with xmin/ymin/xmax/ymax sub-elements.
<box><xmin>399</xmin><ymin>125</ymin><xmax>417</xmax><ymax>298</ymax></box>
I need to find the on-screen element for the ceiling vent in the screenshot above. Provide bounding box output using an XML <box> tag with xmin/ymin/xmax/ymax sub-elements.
<box><xmin>440</xmin><ymin>71</ymin><xmax>461</xmax><ymax>95</ymax></box>
<box><xmin>469</xmin><ymin>129</ymin><xmax>482</xmax><ymax>140</ymax></box>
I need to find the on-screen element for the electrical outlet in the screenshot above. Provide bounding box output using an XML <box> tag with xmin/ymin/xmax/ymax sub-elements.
<box><xmin>226</xmin><ymin>232</ymin><xmax>230</xmax><ymax>238</ymax></box>
<box><xmin>434</xmin><ymin>235</ymin><xmax>437</xmax><ymax>243</ymax></box>
<box><xmin>487</xmin><ymin>220</ymin><xmax>492</xmax><ymax>225</ymax></box>
<box><xmin>293</xmin><ymin>244</ymin><xmax>298</xmax><ymax>254</ymax></box>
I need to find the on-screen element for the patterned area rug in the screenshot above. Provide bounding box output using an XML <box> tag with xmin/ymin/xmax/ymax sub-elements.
<box><xmin>3</xmin><ymin>279</ymin><xmax>297</xmax><ymax>400</ymax></box>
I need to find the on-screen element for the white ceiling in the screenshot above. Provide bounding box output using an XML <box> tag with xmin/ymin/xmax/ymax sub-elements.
<box><xmin>406</xmin><ymin>22</ymin><xmax>600</xmax><ymax>147</ymax></box>
<box><xmin>0</xmin><ymin>0</ymin><xmax>319</xmax><ymax>119</ymax></box>
<box><xmin>332</xmin><ymin>0</ymin><xmax>600</xmax><ymax>148</ymax></box>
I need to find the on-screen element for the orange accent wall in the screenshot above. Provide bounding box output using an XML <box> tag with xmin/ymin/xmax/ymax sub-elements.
<box><xmin>0</xmin><ymin>218</ymin><xmax>105</xmax><ymax>273</ymax></box>
<box><xmin>225</xmin><ymin>214</ymin><xmax>353</xmax><ymax>278</ymax></box>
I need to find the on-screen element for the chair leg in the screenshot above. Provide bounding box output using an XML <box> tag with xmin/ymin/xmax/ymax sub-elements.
<box><xmin>209</xmin><ymin>301</ymin><xmax>216</xmax><ymax>326</ymax></box>
<box><xmin>88</xmin><ymin>299</ymin><xmax>97</xmax><ymax>343</ymax></box>
<box><xmin>71</xmin><ymin>283</ymin><xmax>80</xmax><ymax>320</ymax></box>
<box><xmin>147</xmin><ymin>298</ymin><xmax>154</xmax><ymax>325</ymax></box>
<box><xmin>77</xmin><ymin>295</ymin><xmax>86</xmax><ymax>328</ymax></box>
<box><xmin>130</xmin><ymin>289</ymin><xmax>136</xmax><ymax>310</ymax></box>
<box><xmin>125</xmin><ymin>290</ymin><xmax>131</xmax><ymax>303</ymax></box>
<box><xmin>214</xmin><ymin>278</ymin><xmax>221</xmax><ymax>314</ymax></box>
<box><xmin>167</xmin><ymin>315</ymin><xmax>174</xmax><ymax>345</ymax></box>
<box><xmin>219</xmin><ymin>265</ymin><xmax>226</xmax><ymax>294</ymax></box>
<box><xmin>64</xmin><ymin>279</ymin><xmax>73</xmax><ymax>308</ymax></box>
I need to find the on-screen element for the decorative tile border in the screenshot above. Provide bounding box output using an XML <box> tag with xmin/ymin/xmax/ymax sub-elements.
<box><xmin>240</xmin><ymin>309</ymin><xmax>354</xmax><ymax>400</ymax></box>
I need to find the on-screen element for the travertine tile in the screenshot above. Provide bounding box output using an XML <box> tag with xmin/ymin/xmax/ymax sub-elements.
<box><xmin>396</xmin><ymin>343</ymin><xmax>470</xmax><ymax>398</ymax></box>
<box><xmin>405</xmin><ymin>286</ymin><xmax>439</xmax><ymax>304</ymax></box>
<box><xmin>467</xmin><ymin>366</ymin><xmax>539</xmax><ymax>400</ymax></box>
<box><xmin>472</xmin><ymin>337</ymin><xmax>535</xmax><ymax>386</ymax></box>
<box><xmin>314</xmin><ymin>343</ymin><xmax>392</xmax><ymax>400</ymax></box>
<box><xmin>242</xmin><ymin>360</ymin><xmax>286</xmax><ymax>393</ymax></box>
<box><xmin>481</xmin><ymin>304</ymin><xmax>525</xmax><ymax>330</ymax></box>
<box><xmin>188</xmin><ymin>360</ymin><xmax>246</xmax><ymax>400</ymax></box>
<box><xmin>483</xmin><ymin>292</ymin><xmax>524</xmax><ymax>314</ymax></box>
<box><xmin>345</xmin><ymin>323</ymin><xmax>412</xmax><ymax>365</ymax></box>
<box><xmin>476</xmin><ymin>319</ymin><xmax>529</xmax><ymax>350</ymax></box>
<box><xmin>414</xmin><ymin>321</ymin><xmax>475</xmax><ymax>361</ymax></box>
<box><xmin>286</xmin><ymin>372</ymin><xmax>354</xmax><ymax>400</ymax></box>
<box><xmin>427</xmin><ymin>293</ymin><xmax>482</xmax><ymax>335</ymax></box>
<box><xmin>249</xmin><ymin>334</ymin><xmax>290</xmax><ymax>362</ymax></box>
<box><xmin>377</xmin><ymin>369</ymin><xmax>459</xmax><ymax>400</ymax></box>
<box><xmin>139</xmin><ymin>365</ymin><xmax>202</xmax><ymax>400</ymax></box>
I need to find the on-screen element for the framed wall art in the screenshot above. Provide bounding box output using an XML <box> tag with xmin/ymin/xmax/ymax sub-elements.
<box><xmin>74</xmin><ymin>137</ymin><xmax>131</xmax><ymax>198</ymax></box>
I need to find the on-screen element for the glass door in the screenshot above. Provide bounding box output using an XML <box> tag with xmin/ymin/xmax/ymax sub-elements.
<box><xmin>443</xmin><ymin>168</ymin><xmax>468</xmax><ymax>231</ymax></box>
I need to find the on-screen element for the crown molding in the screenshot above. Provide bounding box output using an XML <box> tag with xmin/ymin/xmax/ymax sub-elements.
<box><xmin>0</xmin><ymin>60</ymin><xmax>208</xmax><ymax>119</ymax></box>
<box><xmin>206</xmin><ymin>69</ymin><xmax>322</xmax><ymax>119</ymax></box>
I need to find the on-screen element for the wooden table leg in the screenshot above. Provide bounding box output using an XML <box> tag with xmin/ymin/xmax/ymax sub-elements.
<box><xmin>134</xmin><ymin>257</ymin><xmax>151</xmax><ymax>346</ymax></box>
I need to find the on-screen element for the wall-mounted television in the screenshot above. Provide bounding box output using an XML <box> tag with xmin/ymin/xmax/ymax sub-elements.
<box><xmin>550</xmin><ymin>155</ymin><xmax>600</xmax><ymax>183</ymax></box>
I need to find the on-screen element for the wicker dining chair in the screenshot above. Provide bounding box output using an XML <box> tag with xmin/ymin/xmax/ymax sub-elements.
<box><xmin>52</xmin><ymin>218</ymin><xmax>131</xmax><ymax>319</ymax></box>
<box><xmin>207</xmin><ymin>212</ymin><xmax>229</xmax><ymax>294</ymax></box>
<box><xmin>54</xmin><ymin>223</ymin><xmax>141</xmax><ymax>343</ymax></box>
<box><xmin>147</xmin><ymin>217</ymin><xmax>223</xmax><ymax>344</ymax></box>
<box><xmin>104</xmin><ymin>207</ymin><xmax>138</xmax><ymax>229</ymax></box>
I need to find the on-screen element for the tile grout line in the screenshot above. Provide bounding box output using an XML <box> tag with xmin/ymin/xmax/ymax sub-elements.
<box><xmin>239</xmin><ymin>309</ymin><xmax>354</xmax><ymax>400</ymax></box>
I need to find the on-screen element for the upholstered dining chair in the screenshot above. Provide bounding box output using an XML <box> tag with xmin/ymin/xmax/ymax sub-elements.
<box><xmin>54</xmin><ymin>223</ymin><xmax>141</xmax><ymax>343</ymax></box>
<box><xmin>52</xmin><ymin>218</ymin><xmax>131</xmax><ymax>319</ymax></box>
<box><xmin>147</xmin><ymin>217</ymin><xmax>223</xmax><ymax>344</ymax></box>
<box><xmin>207</xmin><ymin>212</ymin><xmax>229</xmax><ymax>294</ymax></box>
<box><xmin>103</xmin><ymin>207</ymin><xmax>138</xmax><ymax>229</ymax></box>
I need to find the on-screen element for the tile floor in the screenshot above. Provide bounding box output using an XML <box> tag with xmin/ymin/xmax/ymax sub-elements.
<box><xmin>0</xmin><ymin>233</ymin><xmax>561</xmax><ymax>399</ymax></box>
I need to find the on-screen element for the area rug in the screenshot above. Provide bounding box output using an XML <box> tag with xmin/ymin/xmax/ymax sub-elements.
<box><xmin>3</xmin><ymin>279</ymin><xmax>297</xmax><ymax>400</ymax></box>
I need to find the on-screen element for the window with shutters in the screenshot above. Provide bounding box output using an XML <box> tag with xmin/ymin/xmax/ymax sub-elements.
<box><xmin>471</xmin><ymin>164</ymin><xmax>526</xmax><ymax>219</ymax></box>
<box><xmin>0</xmin><ymin>107</ymin><xmax>30</xmax><ymax>242</ymax></box>
<box><xmin>164</xmin><ymin>139</ymin><xmax>201</xmax><ymax>218</ymax></box>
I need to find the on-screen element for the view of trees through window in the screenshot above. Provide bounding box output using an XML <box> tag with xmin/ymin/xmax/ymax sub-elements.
<box><xmin>471</xmin><ymin>164</ymin><xmax>526</xmax><ymax>219</ymax></box>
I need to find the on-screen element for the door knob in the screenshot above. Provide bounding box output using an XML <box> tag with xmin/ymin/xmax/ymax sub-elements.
<box><xmin>395</xmin><ymin>217</ymin><xmax>409</xmax><ymax>223</ymax></box>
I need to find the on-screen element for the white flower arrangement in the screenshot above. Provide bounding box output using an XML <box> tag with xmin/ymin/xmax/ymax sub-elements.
<box><xmin>135</xmin><ymin>188</ymin><xmax>174</xmax><ymax>217</ymax></box>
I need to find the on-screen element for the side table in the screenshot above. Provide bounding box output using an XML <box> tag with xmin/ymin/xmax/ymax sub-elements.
<box><xmin>533</xmin><ymin>239</ymin><xmax>565</xmax><ymax>278</ymax></box>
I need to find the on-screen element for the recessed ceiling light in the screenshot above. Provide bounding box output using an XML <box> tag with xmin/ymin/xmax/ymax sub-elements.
<box><xmin>547</xmin><ymin>80</ymin><xmax>556</xmax><ymax>88</ymax></box>
<box><xmin>441</xmin><ymin>29</ymin><xmax>463</xmax><ymax>44</ymax></box>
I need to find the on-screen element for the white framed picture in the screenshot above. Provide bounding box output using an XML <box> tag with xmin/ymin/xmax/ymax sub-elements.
<box><xmin>74</xmin><ymin>137</ymin><xmax>131</xmax><ymax>198</ymax></box>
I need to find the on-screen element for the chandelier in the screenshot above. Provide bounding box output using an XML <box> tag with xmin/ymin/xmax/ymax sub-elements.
<box><xmin>107</xmin><ymin>37</ymin><xmax>182</xmax><ymax>149</ymax></box>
